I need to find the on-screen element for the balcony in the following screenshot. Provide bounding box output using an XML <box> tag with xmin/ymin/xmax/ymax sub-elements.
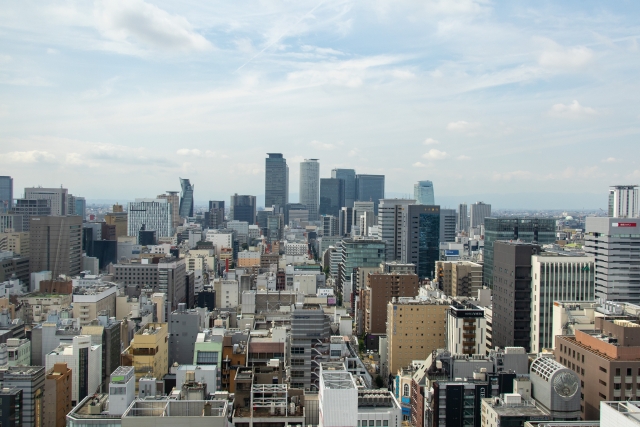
<box><xmin>614</xmin><ymin>376</ymin><xmax>621</xmax><ymax>383</ymax></box>
<box><xmin>614</xmin><ymin>389</ymin><xmax>621</xmax><ymax>397</ymax></box>
<box><xmin>626</xmin><ymin>376</ymin><xmax>633</xmax><ymax>384</ymax></box>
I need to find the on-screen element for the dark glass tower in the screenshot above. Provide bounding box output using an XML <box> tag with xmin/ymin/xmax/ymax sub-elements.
<box><xmin>319</xmin><ymin>178</ymin><xmax>344</xmax><ymax>217</ymax></box>
<box><xmin>401</xmin><ymin>205</ymin><xmax>440</xmax><ymax>279</ymax></box>
<box><xmin>265</xmin><ymin>153</ymin><xmax>288</xmax><ymax>208</ymax></box>
<box><xmin>179</xmin><ymin>178</ymin><xmax>194</xmax><ymax>218</ymax></box>
<box><xmin>355</xmin><ymin>174</ymin><xmax>385</xmax><ymax>214</ymax></box>
<box><xmin>0</xmin><ymin>176</ymin><xmax>13</xmax><ymax>213</ymax></box>
<box><xmin>230</xmin><ymin>194</ymin><xmax>256</xmax><ymax>224</ymax></box>
<box><xmin>331</xmin><ymin>169</ymin><xmax>356</xmax><ymax>208</ymax></box>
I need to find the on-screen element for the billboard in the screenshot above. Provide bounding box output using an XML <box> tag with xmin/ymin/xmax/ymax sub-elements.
<box><xmin>445</xmin><ymin>249</ymin><xmax>460</xmax><ymax>256</ymax></box>
<box><xmin>327</xmin><ymin>297</ymin><xmax>337</xmax><ymax>306</ymax></box>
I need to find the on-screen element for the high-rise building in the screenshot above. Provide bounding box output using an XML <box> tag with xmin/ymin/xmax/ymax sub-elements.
<box><xmin>179</xmin><ymin>178</ymin><xmax>195</xmax><ymax>218</ymax></box>
<box><xmin>289</xmin><ymin>303</ymin><xmax>331</xmax><ymax>390</ymax></box>
<box><xmin>0</xmin><ymin>387</ymin><xmax>22</xmax><ymax>427</ymax></box>
<box><xmin>11</xmin><ymin>199</ymin><xmax>51</xmax><ymax>232</ymax></box>
<box><xmin>265</xmin><ymin>153</ymin><xmax>288</xmax><ymax>208</ymax></box>
<box><xmin>356</xmin><ymin>174</ymin><xmax>385</xmax><ymax>214</ymax></box>
<box><xmin>414</xmin><ymin>180</ymin><xmax>435</xmax><ymax>205</ymax></box>
<box><xmin>332</xmin><ymin>168</ymin><xmax>356</xmax><ymax>208</ymax></box>
<box><xmin>401</xmin><ymin>205</ymin><xmax>440</xmax><ymax>279</ymax></box>
<box><xmin>492</xmin><ymin>241</ymin><xmax>540</xmax><ymax>351</ymax></box>
<box><xmin>446</xmin><ymin>301</ymin><xmax>486</xmax><ymax>355</ymax></box>
<box><xmin>457</xmin><ymin>203</ymin><xmax>468</xmax><ymax>232</ymax></box>
<box><xmin>299</xmin><ymin>159</ymin><xmax>320</xmax><ymax>221</ymax></box>
<box><xmin>67</xmin><ymin>194</ymin><xmax>76</xmax><ymax>218</ymax></box>
<box><xmin>319</xmin><ymin>178</ymin><xmax>344</xmax><ymax>217</ymax></box>
<box><xmin>74</xmin><ymin>197</ymin><xmax>86</xmax><ymax>219</ymax></box>
<box><xmin>469</xmin><ymin>201</ymin><xmax>491</xmax><ymax>229</ymax></box>
<box><xmin>364</xmin><ymin>273</ymin><xmax>419</xmax><ymax>334</ymax></box>
<box><xmin>339</xmin><ymin>238</ymin><xmax>386</xmax><ymax>297</ymax></box>
<box><xmin>352</xmin><ymin>201</ymin><xmax>374</xmax><ymax>235</ymax></box>
<box><xmin>127</xmin><ymin>198</ymin><xmax>173</xmax><ymax>238</ymax></box>
<box><xmin>585</xmin><ymin>217</ymin><xmax>640</xmax><ymax>303</ymax></box>
<box><xmin>379</xmin><ymin>199</ymin><xmax>415</xmax><ymax>262</ymax></box>
<box><xmin>24</xmin><ymin>187</ymin><xmax>68</xmax><ymax>216</ymax></box>
<box><xmin>81</xmin><ymin>315</ymin><xmax>121</xmax><ymax>390</ymax></box>
<box><xmin>29</xmin><ymin>215</ymin><xmax>82</xmax><ymax>277</ymax></box>
<box><xmin>230</xmin><ymin>194</ymin><xmax>256</xmax><ymax>225</ymax></box>
<box><xmin>120</xmin><ymin>323</ymin><xmax>168</xmax><ymax>390</ymax></box>
<box><xmin>43</xmin><ymin>363</ymin><xmax>72</xmax><ymax>427</ymax></box>
<box><xmin>0</xmin><ymin>176</ymin><xmax>13</xmax><ymax>213</ymax></box>
<box><xmin>0</xmin><ymin>231</ymin><xmax>30</xmax><ymax>256</ymax></box>
<box><xmin>435</xmin><ymin>261</ymin><xmax>483</xmax><ymax>297</ymax></box>
<box><xmin>169</xmin><ymin>304</ymin><xmax>203</xmax><ymax>366</ymax></box>
<box><xmin>321</xmin><ymin>215</ymin><xmax>339</xmax><ymax>237</ymax></box>
<box><xmin>0</xmin><ymin>366</ymin><xmax>46</xmax><ymax>427</ymax></box>
<box><xmin>483</xmin><ymin>217</ymin><xmax>556</xmax><ymax>288</ymax></box>
<box><xmin>530</xmin><ymin>251</ymin><xmax>595</xmax><ymax>352</ymax></box>
<box><xmin>104</xmin><ymin>211</ymin><xmax>127</xmax><ymax>238</ymax></box>
<box><xmin>609</xmin><ymin>185</ymin><xmax>639</xmax><ymax>218</ymax></box>
<box><xmin>339</xmin><ymin>207</ymin><xmax>353</xmax><ymax>236</ymax></box>
<box><xmin>157</xmin><ymin>191</ymin><xmax>181</xmax><ymax>230</ymax></box>
<box><xmin>206</xmin><ymin>200</ymin><xmax>225</xmax><ymax>229</ymax></box>
<box><xmin>440</xmin><ymin>208</ymin><xmax>456</xmax><ymax>243</ymax></box>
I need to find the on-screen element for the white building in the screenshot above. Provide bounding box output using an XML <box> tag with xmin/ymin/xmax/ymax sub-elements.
<box><xmin>217</xmin><ymin>279</ymin><xmax>239</xmax><ymax>308</ymax></box>
<box><xmin>205</xmin><ymin>231</ymin><xmax>233</xmax><ymax>256</ymax></box>
<box><xmin>293</xmin><ymin>274</ymin><xmax>316</xmax><ymax>295</ymax></box>
<box><xmin>319</xmin><ymin>368</ymin><xmax>358</xmax><ymax>427</ymax></box>
<box><xmin>285</xmin><ymin>242</ymin><xmax>307</xmax><ymax>256</ymax></box>
<box><xmin>601</xmin><ymin>401</ymin><xmax>640</xmax><ymax>427</ymax></box>
<box><xmin>530</xmin><ymin>251</ymin><xmax>595</xmax><ymax>352</ymax></box>
<box><xmin>109</xmin><ymin>366</ymin><xmax>136</xmax><ymax>416</ymax></box>
<box><xmin>25</xmin><ymin>187</ymin><xmax>68</xmax><ymax>216</ymax></box>
<box><xmin>45</xmin><ymin>335</ymin><xmax>102</xmax><ymax>404</ymax></box>
<box><xmin>446</xmin><ymin>302</ymin><xmax>486</xmax><ymax>355</ymax></box>
<box><xmin>127</xmin><ymin>198</ymin><xmax>173</xmax><ymax>238</ymax></box>
<box><xmin>609</xmin><ymin>185</ymin><xmax>639</xmax><ymax>218</ymax></box>
<box><xmin>585</xmin><ymin>217</ymin><xmax>640</xmax><ymax>304</ymax></box>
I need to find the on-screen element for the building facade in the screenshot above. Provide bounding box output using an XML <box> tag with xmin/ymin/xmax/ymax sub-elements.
<box><xmin>178</xmin><ymin>178</ymin><xmax>194</xmax><ymax>218</ymax></box>
<box><xmin>300</xmin><ymin>159</ymin><xmax>320</xmax><ymax>221</ymax></box>
<box><xmin>319</xmin><ymin>178</ymin><xmax>344</xmax><ymax>218</ymax></box>
<box><xmin>608</xmin><ymin>185</ymin><xmax>638</xmax><ymax>218</ymax></box>
<box><xmin>332</xmin><ymin>169</ymin><xmax>356</xmax><ymax>208</ymax></box>
<box><xmin>265</xmin><ymin>153</ymin><xmax>288</xmax><ymax>208</ymax></box>
<box><xmin>356</xmin><ymin>174</ymin><xmax>385</xmax><ymax>214</ymax></box>
<box><xmin>127</xmin><ymin>199</ymin><xmax>173</xmax><ymax>238</ymax></box>
<box><xmin>29</xmin><ymin>216</ymin><xmax>82</xmax><ymax>277</ymax></box>
<box><xmin>414</xmin><ymin>181</ymin><xmax>435</xmax><ymax>205</ymax></box>
<box><xmin>401</xmin><ymin>205</ymin><xmax>440</xmax><ymax>279</ymax></box>
<box><xmin>229</xmin><ymin>194</ymin><xmax>256</xmax><ymax>225</ymax></box>
<box><xmin>24</xmin><ymin>187</ymin><xmax>68</xmax><ymax>216</ymax></box>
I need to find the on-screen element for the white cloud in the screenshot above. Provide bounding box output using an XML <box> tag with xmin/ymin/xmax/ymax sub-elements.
<box><xmin>347</xmin><ymin>149</ymin><xmax>359</xmax><ymax>157</ymax></box>
<box><xmin>549</xmin><ymin>100</ymin><xmax>597</xmax><ymax>118</ymax></box>
<box><xmin>457</xmin><ymin>155</ymin><xmax>471</xmax><ymax>160</ymax></box>
<box><xmin>176</xmin><ymin>148</ymin><xmax>201</xmax><ymax>156</ymax></box>
<box><xmin>425</xmin><ymin>0</ymin><xmax>490</xmax><ymax>15</ymax></box>
<box><xmin>1</xmin><ymin>150</ymin><xmax>57</xmax><ymax>163</ymax></box>
<box><xmin>310</xmin><ymin>140</ymin><xmax>335</xmax><ymax>150</ymax></box>
<box><xmin>423</xmin><ymin>138</ymin><xmax>439</xmax><ymax>145</ymax></box>
<box><xmin>446</xmin><ymin>121</ymin><xmax>478</xmax><ymax>132</ymax></box>
<box><xmin>492</xmin><ymin>170</ymin><xmax>533</xmax><ymax>181</ymax></box>
<box><xmin>93</xmin><ymin>0</ymin><xmax>213</xmax><ymax>53</ymax></box>
<box><xmin>423</xmin><ymin>149</ymin><xmax>448</xmax><ymax>160</ymax></box>
<box><xmin>537</xmin><ymin>38</ymin><xmax>593</xmax><ymax>70</ymax></box>
<box><xmin>412</xmin><ymin>162</ymin><xmax>427</xmax><ymax>168</ymax></box>
<box><xmin>204</xmin><ymin>150</ymin><xmax>216</xmax><ymax>158</ymax></box>
<box><xmin>46</xmin><ymin>48</ymin><xmax>58</xmax><ymax>55</ymax></box>
<box><xmin>602</xmin><ymin>157</ymin><xmax>617</xmax><ymax>163</ymax></box>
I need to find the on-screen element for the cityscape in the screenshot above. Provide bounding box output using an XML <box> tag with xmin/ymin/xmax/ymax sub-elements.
<box><xmin>1</xmin><ymin>2</ymin><xmax>640</xmax><ymax>427</ymax></box>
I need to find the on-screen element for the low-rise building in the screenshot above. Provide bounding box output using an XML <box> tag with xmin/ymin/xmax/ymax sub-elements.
<box><xmin>446</xmin><ymin>301</ymin><xmax>486</xmax><ymax>355</ymax></box>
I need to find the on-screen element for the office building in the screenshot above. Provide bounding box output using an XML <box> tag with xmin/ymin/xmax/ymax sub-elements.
<box><xmin>356</xmin><ymin>174</ymin><xmax>384</xmax><ymax>214</ymax></box>
<box><xmin>10</xmin><ymin>199</ymin><xmax>51</xmax><ymax>231</ymax></box>
<box><xmin>121</xmin><ymin>323</ymin><xmax>168</xmax><ymax>388</ymax></box>
<box><xmin>530</xmin><ymin>252</ymin><xmax>595</xmax><ymax>352</ymax></box>
<box><xmin>609</xmin><ymin>185</ymin><xmax>638</xmax><ymax>218</ymax></box>
<box><xmin>470</xmin><ymin>201</ymin><xmax>491</xmax><ymax>229</ymax></box>
<box><xmin>0</xmin><ymin>176</ymin><xmax>12</xmax><ymax>213</ymax></box>
<box><xmin>378</xmin><ymin>199</ymin><xmax>415</xmax><ymax>262</ymax></box>
<box><xmin>25</xmin><ymin>187</ymin><xmax>68</xmax><ymax>216</ymax></box>
<box><xmin>440</xmin><ymin>208</ymin><xmax>456</xmax><ymax>243</ymax></box>
<box><xmin>481</xmin><ymin>393</ymin><xmax>551</xmax><ymax>427</ymax></box>
<box><xmin>127</xmin><ymin>198</ymin><xmax>173</xmax><ymax>238</ymax></box>
<box><xmin>0</xmin><ymin>366</ymin><xmax>45</xmax><ymax>427</ymax></box>
<box><xmin>457</xmin><ymin>203</ymin><xmax>468</xmax><ymax>233</ymax></box>
<box><xmin>386</xmin><ymin>298</ymin><xmax>449</xmax><ymax>374</ymax></box>
<box><xmin>483</xmin><ymin>217</ymin><xmax>556</xmax><ymax>288</ymax></box>
<box><xmin>319</xmin><ymin>178</ymin><xmax>344</xmax><ymax>218</ymax></box>
<box><xmin>0</xmin><ymin>231</ymin><xmax>30</xmax><ymax>257</ymax></box>
<box><xmin>229</xmin><ymin>194</ymin><xmax>256</xmax><ymax>224</ymax></box>
<box><xmin>43</xmin><ymin>363</ymin><xmax>72</xmax><ymax>427</ymax></box>
<box><xmin>104</xmin><ymin>212</ymin><xmax>128</xmax><ymax>238</ymax></box>
<box><xmin>72</xmin><ymin>283</ymin><xmax>118</xmax><ymax>326</ymax></box>
<box><xmin>338</xmin><ymin>238</ymin><xmax>386</xmax><ymax>298</ymax></box>
<box><xmin>414</xmin><ymin>180</ymin><xmax>435</xmax><ymax>205</ymax></box>
<box><xmin>206</xmin><ymin>200</ymin><xmax>225</xmax><ymax>229</ymax></box>
<box><xmin>492</xmin><ymin>241</ymin><xmax>540</xmax><ymax>351</ymax></box>
<box><xmin>435</xmin><ymin>261</ymin><xmax>483</xmax><ymax>297</ymax></box>
<box><xmin>74</xmin><ymin>197</ymin><xmax>86</xmax><ymax>219</ymax></box>
<box><xmin>321</xmin><ymin>215</ymin><xmax>339</xmax><ymax>237</ymax></box>
<box><xmin>0</xmin><ymin>387</ymin><xmax>22</xmax><ymax>427</ymax></box>
<box><xmin>0</xmin><ymin>214</ymin><xmax>25</xmax><ymax>233</ymax></box>
<box><xmin>585</xmin><ymin>217</ymin><xmax>640</xmax><ymax>304</ymax></box>
<box><xmin>168</xmin><ymin>304</ymin><xmax>202</xmax><ymax>366</ymax></box>
<box><xmin>401</xmin><ymin>205</ymin><xmax>440</xmax><ymax>279</ymax></box>
<box><xmin>45</xmin><ymin>335</ymin><xmax>101</xmax><ymax>405</ymax></box>
<box><xmin>555</xmin><ymin>314</ymin><xmax>640</xmax><ymax>420</ymax></box>
<box><xmin>339</xmin><ymin>207</ymin><xmax>353</xmax><ymax>236</ymax></box>
<box><xmin>429</xmin><ymin>378</ymin><xmax>491</xmax><ymax>427</ymax></box>
<box><xmin>265</xmin><ymin>153</ymin><xmax>288</xmax><ymax>208</ymax></box>
<box><xmin>178</xmin><ymin>178</ymin><xmax>194</xmax><ymax>218</ymax></box>
<box><xmin>446</xmin><ymin>301</ymin><xmax>486</xmax><ymax>355</ymax></box>
<box><xmin>157</xmin><ymin>191</ymin><xmax>181</xmax><ymax>230</ymax></box>
<box><xmin>300</xmin><ymin>159</ymin><xmax>320</xmax><ymax>221</ymax></box>
<box><xmin>289</xmin><ymin>303</ymin><xmax>331</xmax><ymax>390</ymax></box>
<box><xmin>332</xmin><ymin>168</ymin><xmax>356</xmax><ymax>208</ymax></box>
<box><xmin>364</xmin><ymin>273</ymin><xmax>419</xmax><ymax>334</ymax></box>
<box><xmin>82</xmin><ymin>315</ymin><xmax>122</xmax><ymax>389</ymax></box>
<box><xmin>352</xmin><ymin>201</ymin><xmax>374</xmax><ymax>236</ymax></box>
<box><xmin>29</xmin><ymin>215</ymin><xmax>82</xmax><ymax>277</ymax></box>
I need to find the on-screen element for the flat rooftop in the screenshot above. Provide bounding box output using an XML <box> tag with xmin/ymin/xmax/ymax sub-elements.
<box><xmin>123</xmin><ymin>399</ymin><xmax>227</xmax><ymax>418</ymax></box>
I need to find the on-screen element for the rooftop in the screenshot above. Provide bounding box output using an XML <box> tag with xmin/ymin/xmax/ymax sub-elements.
<box><xmin>123</xmin><ymin>399</ymin><xmax>227</xmax><ymax>418</ymax></box>
<box><xmin>603</xmin><ymin>401</ymin><xmax>640</xmax><ymax>424</ymax></box>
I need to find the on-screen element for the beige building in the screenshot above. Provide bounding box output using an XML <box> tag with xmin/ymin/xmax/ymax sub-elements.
<box><xmin>17</xmin><ymin>293</ymin><xmax>72</xmax><ymax>324</ymax></box>
<box><xmin>237</xmin><ymin>250</ymin><xmax>261</xmax><ymax>267</ymax></box>
<box><xmin>105</xmin><ymin>212</ymin><xmax>128</xmax><ymax>238</ymax></box>
<box><xmin>386</xmin><ymin>298</ymin><xmax>449</xmax><ymax>374</ymax></box>
<box><xmin>157</xmin><ymin>192</ymin><xmax>181</xmax><ymax>231</ymax></box>
<box><xmin>121</xmin><ymin>322</ymin><xmax>168</xmax><ymax>388</ymax></box>
<box><xmin>72</xmin><ymin>283</ymin><xmax>118</xmax><ymax>326</ymax></box>
<box><xmin>29</xmin><ymin>215</ymin><xmax>82</xmax><ymax>277</ymax></box>
<box><xmin>0</xmin><ymin>231</ymin><xmax>30</xmax><ymax>257</ymax></box>
<box><xmin>435</xmin><ymin>261</ymin><xmax>482</xmax><ymax>297</ymax></box>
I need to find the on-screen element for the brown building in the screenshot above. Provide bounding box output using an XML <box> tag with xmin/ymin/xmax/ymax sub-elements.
<box><xmin>365</xmin><ymin>273</ymin><xmax>419</xmax><ymax>334</ymax></box>
<box><xmin>435</xmin><ymin>261</ymin><xmax>483</xmax><ymax>297</ymax></box>
<box><xmin>43</xmin><ymin>363</ymin><xmax>72</xmax><ymax>427</ymax></box>
<box><xmin>39</xmin><ymin>279</ymin><xmax>72</xmax><ymax>294</ymax></box>
<box><xmin>104</xmin><ymin>212</ymin><xmax>128</xmax><ymax>238</ymax></box>
<box><xmin>556</xmin><ymin>317</ymin><xmax>640</xmax><ymax>421</ymax></box>
<box><xmin>260</xmin><ymin>253</ymin><xmax>279</xmax><ymax>269</ymax></box>
<box><xmin>29</xmin><ymin>215</ymin><xmax>82</xmax><ymax>277</ymax></box>
<box><xmin>101</xmin><ymin>223</ymin><xmax>116</xmax><ymax>241</ymax></box>
<box><xmin>386</xmin><ymin>298</ymin><xmax>449</xmax><ymax>374</ymax></box>
<box><xmin>222</xmin><ymin>336</ymin><xmax>247</xmax><ymax>392</ymax></box>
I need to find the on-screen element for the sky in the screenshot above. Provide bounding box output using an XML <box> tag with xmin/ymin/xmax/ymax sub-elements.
<box><xmin>1</xmin><ymin>0</ymin><xmax>639</xmax><ymax>209</ymax></box>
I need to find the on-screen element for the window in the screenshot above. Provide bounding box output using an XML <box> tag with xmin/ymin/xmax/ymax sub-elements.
<box><xmin>628</xmin><ymin>368</ymin><xmax>633</xmax><ymax>376</ymax></box>
<box><xmin>404</xmin><ymin>384</ymin><xmax>410</xmax><ymax>397</ymax></box>
<box><xmin>599</xmin><ymin>393</ymin><xmax>607</xmax><ymax>399</ymax></box>
<box><xmin>384</xmin><ymin>422</ymin><xmax>389</xmax><ymax>427</ymax></box>
<box><xmin>627</xmin><ymin>383</ymin><xmax>633</xmax><ymax>390</ymax></box>
<box><xmin>370</xmin><ymin>421</ymin><xmax>375</xmax><ymax>426</ymax></box>
<box><xmin>600</xmin><ymin>367</ymin><xmax>607</xmax><ymax>373</ymax></box>
<box><xmin>616</xmin><ymin>368</ymin><xmax>621</xmax><ymax>376</ymax></box>
<box><xmin>291</xmin><ymin>347</ymin><xmax>305</xmax><ymax>354</ymax></box>
<box><xmin>599</xmin><ymin>380</ymin><xmax>606</xmax><ymax>386</ymax></box>
<box><xmin>196</xmin><ymin>351</ymin><xmax>218</xmax><ymax>365</ymax></box>
<box><xmin>377</xmin><ymin>422</ymin><xmax>381</xmax><ymax>426</ymax></box>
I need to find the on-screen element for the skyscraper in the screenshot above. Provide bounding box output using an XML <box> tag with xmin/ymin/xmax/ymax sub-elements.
<box><xmin>178</xmin><ymin>178</ymin><xmax>194</xmax><ymax>218</ymax></box>
<box><xmin>414</xmin><ymin>180</ymin><xmax>435</xmax><ymax>205</ymax></box>
<box><xmin>206</xmin><ymin>200</ymin><xmax>225</xmax><ymax>229</ymax></box>
<box><xmin>319</xmin><ymin>178</ymin><xmax>344</xmax><ymax>217</ymax></box>
<box><xmin>25</xmin><ymin>187</ymin><xmax>68</xmax><ymax>216</ymax></box>
<box><xmin>0</xmin><ymin>176</ymin><xmax>13</xmax><ymax>213</ymax></box>
<box><xmin>157</xmin><ymin>191</ymin><xmax>181</xmax><ymax>230</ymax></box>
<box><xmin>230</xmin><ymin>194</ymin><xmax>256</xmax><ymax>224</ymax></box>
<box><xmin>401</xmin><ymin>205</ymin><xmax>440</xmax><ymax>279</ymax></box>
<box><xmin>470</xmin><ymin>201</ymin><xmax>491</xmax><ymax>229</ymax></box>
<box><xmin>440</xmin><ymin>209</ymin><xmax>456</xmax><ymax>243</ymax></box>
<box><xmin>265</xmin><ymin>153</ymin><xmax>288</xmax><ymax>208</ymax></box>
<box><xmin>74</xmin><ymin>197</ymin><xmax>86</xmax><ymax>219</ymax></box>
<box><xmin>331</xmin><ymin>168</ymin><xmax>356</xmax><ymax>208</ymax></box>
<box><xmin>299</xmin><ymin>159</ymin><xmax>320</xmax><ymax>221</ymax></box>
<box><xmin>127</xmin><ymin>198</ymin><xmax>173</xmax><ymax>238</ymax></box>
<box><xmin>29</xmin><ymin>215</ymin><xmax>83</xmax><ymax>277</ymax></box>
<box><xmin>356</xmin><ymin>174</ymin><xmax>385</xmax><ymax>214</ymax></box>
<box><xmin>608</xmin><ymin>185</ymin><xmax>639</xmax><ymax>218</ymax></box>
<box><xmin>457</xmin><ymin>203</ymin><xmax>468</xmax><ymax>232</ymax></box>
<box><xmin>378</xmin><ymin>198</ymin><xmax>415</xmax><ymax>261</ymax></box>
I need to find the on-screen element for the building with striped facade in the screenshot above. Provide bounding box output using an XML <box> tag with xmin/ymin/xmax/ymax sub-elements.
<box><xmin>530</xmin><ymin>251</ymin><xmax>595</xmax><ymax>353</ymax></box>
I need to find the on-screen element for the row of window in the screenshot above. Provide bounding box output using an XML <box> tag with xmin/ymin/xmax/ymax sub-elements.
<box><xmin>358</xmin><ymin>420</ymin><xmax>389</xmax><ymax>426</ymax></box>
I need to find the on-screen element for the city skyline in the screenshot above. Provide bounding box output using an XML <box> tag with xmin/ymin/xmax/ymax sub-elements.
<box><xmin>0</xmin><ymin>1</ymin><xmax>638</xmax><ymax>206</ymax></box>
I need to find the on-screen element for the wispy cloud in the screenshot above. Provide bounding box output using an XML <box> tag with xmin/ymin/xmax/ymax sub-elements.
<box><xmin>423</xmin><ymin>138</ymin><xmax>439</xmax><ymax>145</ymax></box>
<box><xmin>549</xmin><ymin>100</ymin><xmax>597</xmax><ymax>118</ymax></box>
<box><xmin>0</xmin><ymin>150</ymin><xmax>57</xmax><ymax>163</ymax></box>
<box><xmin>537</xmin><ymin>38</ymin><xmax>594</xmax><ymax>70</ymax></box>
<box><xmin>177</xmin><ymin>148</ymin><xmax>202</xmax><ymax>156</ymax></box>
<box><xmin>446</xmin><ymin>121</ymin><xmax>479</xmax><ymax>132</ymax></box>
<box><xmin>310</xmin><ymin>140</ymin><xmax>335</xmax><ymax>150</ymax></box>
<box><xmin>423</xmin><ymin>149</ymin><xmax>448</xmax><ymax>160</ymax></box>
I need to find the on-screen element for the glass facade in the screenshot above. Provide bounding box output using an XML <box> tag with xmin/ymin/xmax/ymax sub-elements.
<box><xmin>179</xmin><ymin>178</ymin><xmax>194</xmax><ymax>218</ymax></box>
<box><xmin>356</xmin><ymin>174</ymin><xmax>385</xmax><ymax>214</ymax></box>
<box><xmin>414</xmin><ymin>180</ymin><xmax>435</xmax><ymax>205</ymax></box>
<box><xmin>332</xmin><ymin>169</ymin><xmax>356</xmax><ymax>208</ymax></box>
<box><xmin>418</xmin><ymin>212</ymin><xmax>440</xmax><ymax>278</ymax></box>
<box><xmin>0</xmin><ymin>176</ymin><xmax>13</xmax><ymax>213</ymax></box>
<box><xmin>300</xmin><ymin>159</ymin><xmax>320</xmax><ymax>221</ymax></box>
<box><xmin>230</xmin><ymin>194</ymin><xmax>256</xmax><ymax>224</ymax></box>
<box><xmin>265</xmin><ymin>153</ymin><xmax>288</xmax><ymax>208</ymax></box>
<box><xmin>319</xmin><ymin>178</ymin><xmax>344</xmax><ymax>217</ymax></box>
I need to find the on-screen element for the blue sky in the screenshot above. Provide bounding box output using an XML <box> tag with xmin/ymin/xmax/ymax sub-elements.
<box><xmin>1</xmin><ymin>0</ymin><xmax>639</xmax><ymax>208</ymax></box>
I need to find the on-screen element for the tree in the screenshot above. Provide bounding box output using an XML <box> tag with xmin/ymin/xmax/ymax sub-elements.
<box><xmin>375</xmin><ymin>375</ymin><xmax>384</xmax><ymax>388</ymax></box>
